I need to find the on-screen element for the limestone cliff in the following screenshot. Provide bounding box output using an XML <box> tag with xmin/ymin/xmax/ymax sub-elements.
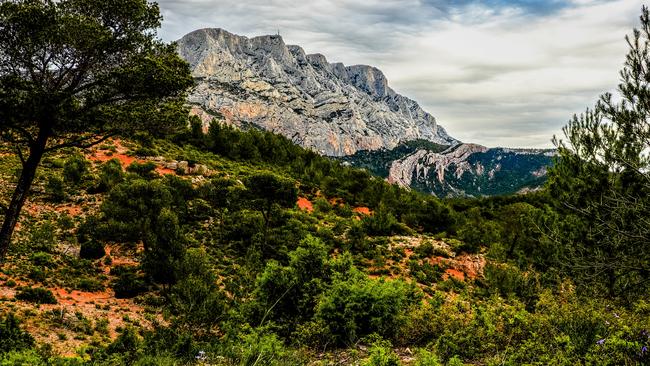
<box><xmin>177</xmin><ymin>28</ymin><xmax>457</xmax><ymax>156</ymax></box>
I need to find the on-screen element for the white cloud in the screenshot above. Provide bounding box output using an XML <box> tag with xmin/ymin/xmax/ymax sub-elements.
<box><xmin>156</xmin><ymin>0</ymin><xmax>645</xmax><ymax>148</ymax></box>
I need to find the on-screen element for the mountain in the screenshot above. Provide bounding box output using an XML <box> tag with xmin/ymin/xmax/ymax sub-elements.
<box><xmin>177</xmin><ymin>28</ymin><xmax>553</xmax><ymax>197</ymax></box>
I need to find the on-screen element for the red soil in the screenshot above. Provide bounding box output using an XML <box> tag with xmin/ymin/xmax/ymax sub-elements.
<box><xmin>297</xmin><ymin>197</ymin><xmax>314</xmax><ymax>212</ymax></box>
<box><xmin>86</xmin><ymin>138</ymin><xmax>174</xmax><ymax>176</ymax></box>
<box><xmin>444</xmin><ymin>268</ymin><xmax>465</xmax><ymax>281</ymax></box>
<box><xmin>353</xmin><ymin>206</ymin><xmax>372</xmax><ymax>215</ymax></box>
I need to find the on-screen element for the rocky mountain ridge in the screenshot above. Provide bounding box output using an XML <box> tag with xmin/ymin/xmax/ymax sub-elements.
<box><xmin>177</xmin><ymin>28</ymin><xmax>457</xmax><ymax>156</ymax></box>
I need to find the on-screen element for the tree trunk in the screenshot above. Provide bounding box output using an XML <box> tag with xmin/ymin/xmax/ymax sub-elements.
<box><xmin>0</xmin><ymin>131</ymin><xmax>48</xmax><ymax>262</ymax></box>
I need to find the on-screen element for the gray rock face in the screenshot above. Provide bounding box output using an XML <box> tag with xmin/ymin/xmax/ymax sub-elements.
<box><xmin>385</xmin><ymin>144</ymin><xmax>555</xmax><ymax>197</ymax></box>
<box><xmin>177</xmin><ymin>28</ymin><xmax>457</xmax><ymax>156</ymax></box>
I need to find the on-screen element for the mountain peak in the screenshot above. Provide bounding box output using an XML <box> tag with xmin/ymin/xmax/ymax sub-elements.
<box><xmin>177</xmin><ymin>27</ymin><xmax>458</xmax><ymax>156</ymax></box>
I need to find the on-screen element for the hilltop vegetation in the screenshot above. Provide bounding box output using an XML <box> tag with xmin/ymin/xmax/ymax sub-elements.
<box><xmin>0</xmin><ymin>0</ymin><xmax>649</xmax><ymax>365</ymax></box>
<box><xmin>0</xmin><ymin>118</ymin><xmax>647</xmax><ymax>365</ymax></box>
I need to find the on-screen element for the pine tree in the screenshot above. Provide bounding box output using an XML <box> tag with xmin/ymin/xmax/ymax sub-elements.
<box><xmin>549</xmin><ymin>6</ymin><xmax>650</xmax><ymax>298</ymax></box>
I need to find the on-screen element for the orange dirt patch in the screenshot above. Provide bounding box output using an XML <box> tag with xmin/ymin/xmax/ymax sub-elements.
<box><xmin>353</xmin><ymin>206</ymin><xmax>372</xmax><ymax>215</ymax></box>
<box><xmin>155</xmin><ymin>166</ymin><xmax>176</xmax><ymax>175</ymax></box>
<box><xmin>102</xmin><ymin>244</ymin><xmax>139</xmax><ymax>274</ymax></box>
<box><xmin>86</xmin><ymin>138</ymin><xmax>175</xmax><ymax>177</ymax></box>
<box><xmin>444</xmin><ymin>268</ymin><xmax>465</xmax><ymax>281</ymax></box>
<box><xmin>54</xmin><ymin>204</ymin><xmax>82</xmax><ymax>216</ymax></box>
<box><xmin>297</xmin><ymin>197</ymin><xmax>314</xmax><ymax>212</ymax></box>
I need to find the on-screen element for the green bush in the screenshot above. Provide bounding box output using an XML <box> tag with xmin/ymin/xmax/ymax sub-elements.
<box><xmin>413</xmin><ymin>349</ymin><xmax>442</xmax><ymax>366</ymax></box>
<box><xmin>0</xmin><ymin>313</ymin><xmax>35</xmax><ymax>354</ymax></box>
<box><xmin>168</xmin><ymin>249</ymin><xmax>227</xmax><ymax>331</ymax></box>
<box><xmin>97</xmin><ymin>158</ymin><xmax>124</xmax><ymax>191</ymax></box>
<box><xmin>126</xmin><ymin>161</ymin><xmax>158</xmax><ymax>179</ymax></box>
<box><xmin>46</xmin><ymin>174</ymin><xmax>66</xmax><ymax>202</ymax></box>
<box><xmin>362</xmin><ymin>340</ymin><xmax>401</xmax><ymax>366</ymax></box>
<box><xmin>79</xmin><ymin>240</ymin><xmax>105</xmax><ymax>260</ymax></box>
<box><xmin>63</xmin><ymin>153</ymin><xmax>89</xmax><ymax>185</ymax></box>
<box><xmin>316</xmin><ymin>271</ymin><xmax>420</xmax><ymax>345</ymax></box>
<box><xmin>112</xmin><ymin>266</ymin><xmax>147</xmax><ymax>299</ymax></box>
<box><xmin>231</xmin><ymin>331</ymin><xmax>291</xmax><ymax>366</ymax></box>
<box><xmin>0</xmin><ymin>349</ymin><xmax>45</xmax><ymax>365</ymax></box>
<box><xmin>104</xmin><ymin>327</ymin><xmax>142</xmax><ymax>363</ymax></box>
<box><xmin>15</xmin><ymin>287</ymin><xmax>57</xmax><ymax>304</ymax></box>
<box><xmin>75</xmin><ymin>277</ymin><xmax>104</xmax><ymax>292</ymax></box>
<box><xmin>30</xmin><ymin>252</ymin><xmax>54</xmax><ymax>267</ymax></box>
<box><xmin>28</xmin><ymin>221</ymin><xmax>57</xmax><ymax>252</ymax></box>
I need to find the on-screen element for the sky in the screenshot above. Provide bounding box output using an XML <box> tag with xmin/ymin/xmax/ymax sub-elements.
<box><xmin>156</xmin><ymin>0</ymin><xmax>644</xmax><ymax>148</ymax></box>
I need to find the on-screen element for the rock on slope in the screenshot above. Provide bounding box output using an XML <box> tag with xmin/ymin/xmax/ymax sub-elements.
<box><xmin>177</xmin><ymin>28</ymin><xmax>457</xmax><ymax>157</ymax></box>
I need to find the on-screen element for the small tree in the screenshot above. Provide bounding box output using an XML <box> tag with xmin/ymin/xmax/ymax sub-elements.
<box><xmin>244</xmin><ymin>172</ymin><xmax>298</xmax><ymax>243</ymax></box>
<box><xmin>549</xmin><ymin>7</ymin><xmax>650</xmax><ymax>297</ymax></box>
<box><xmin>0</xmin><ymin>0</ymin><xmax>193</xmax><ymax>260</ymax></box>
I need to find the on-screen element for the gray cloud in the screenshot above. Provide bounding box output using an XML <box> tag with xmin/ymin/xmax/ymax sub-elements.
<box><xmin>156</xmin><ymin>0</ymin><xmax>644</xmax><ymax>148</ymax></box>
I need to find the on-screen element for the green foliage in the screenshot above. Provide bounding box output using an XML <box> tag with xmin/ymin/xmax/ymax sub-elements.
<box><xmin>96</xmin><ymin>159</ymin><xmax>124</xmax><ymax>192</ymax></box>
<box><xmin>45</xmin><ymin>174</ymin><xmax>66</xmax><ymax>202</ymax></box>
<box><xmin>0</xmin><ymin>0</ymin><xmax>194</xmax><ymax>258</ymax></box>
<box><xmin>15</xmin><ymin>287</ymin><xmax>57</xmax><ymax>304</ymax></box>
<box><xmin>62</xmin><ymin>154</ymin><xmax>89</xmax><ymax>185</ymax></box>
<box><xmin>79</xmin><ymin>240</ymin><xmax>105</xmax><ymax>260</ymax></box>
<box><xmin>99</xmin><ymin>178</ymin><xmax>176</xmax><ymax>243</ymax></box>
<box><xmin>361</xmin><ymin>204</ymin><xmax>403</xmax><ymax>236</ymax></box>
<box><xmin>141</xmin><ymin>208</ymin><xmax>185</xmax><ymax>284</ymax></box>
<box><xmin>168</xmin><ymin>249</ymin><xmax>227</xmax><ymax>333</ymax></box>
<box><xmin>362</xmin><ymin>340</ymin><xmax>401</xmax><ymax>366</ymax></box>
<box><xmin>112</xmin><ymin>265</ymin><xmax>147</xmax><ymax>299</ymax></box>
<box><xmin>127</xmin><ymin>161</ymin><xmax>158</xmax><ymax>180</ymax></box>
<box><xmin>0</xmin><ymin>313</ymin><xmax>34</xmax><ymax>354</ymax></box>
<box><xmin>482</xmin><ymin>262</ymin><xmax>540</xmax><ymax>309</ymax></box>
<box><xmin>244</xmin><ymin>172</ymin><xmax>298</xmax><ymax>218</ymax></box>
<box><xmin>229</xmin><ymin>330</ymin><xmax>294</xmax><ymax>366</ymax></box>
<box><xmin>30</xmin><ymin>252</ymin><xmax>53</xmax><ymax>268</ymax></box>
<box><xmin>0</xmin><ymin>349</ymin><xmax>45</xmax><ymax>365</ymax></box>
<box><xmin>104</xmin><ymin>327</ymin><xmax>142</xmax><ymax>363</ymax></box>
<box><xmin>316</xmin><ymin>270</ymin><xmax>420</xmax><ymax>345</ymax></box>
<box><xmin>547</xmin><ymin>7</ymin><xmax>650</xmax><ymax>299</ymax></box>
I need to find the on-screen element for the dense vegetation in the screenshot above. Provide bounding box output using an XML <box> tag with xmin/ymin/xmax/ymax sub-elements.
<box><xmin>0</xmin><ymin>1</ymin><xmax>649</xmax><ymax>365</ymax></box>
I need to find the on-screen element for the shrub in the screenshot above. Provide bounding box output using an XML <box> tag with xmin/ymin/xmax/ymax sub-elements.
<box><xmin>168</xmin><ymin>249</ymin><xmax>227</xmax><ymax>332</ymax></box>
<box><xmin>46</xmin><ymin>174</ymin><xmax>66</xmax><ymax>202</ymax></box>
<box><xmin>29</xmin><ymin>221</ymin><xmax>57</xmax><ymax>252</ymax></box>
<box><xmin>414</xmin><ymin>349</ymin><xmax>442</xmax><ymax>366</ymax></box>
<box><xmin>231</xmin><ymin>331</ymin><xmax>290</xmax><ymax>366</ymax></box>
<box><xmin>63</xmin><ymin>153</ymin><xmax>89</xmax><ymax>185</ymax></box>
<box><xmin>0</xmin><ymin>313</ymin><xmax>35</xmax><ymax>354</ymax></box>
<box><xmin>30</xmin><ymin>252</ymin><xmax>54</xmax><ymax>267</ymax></box>
<box><xmin>79</xmin><ymin>240</ymin><xmax>105</xmax><ymax>260</ymax></box>
<box><xmin>316</xmin><ymin>271</ymin><xmax>420</xmax><ymax>345</ymax></box>
<box><xmin>97</xmin><ymin>159</ymin><xmax>124</xmax><ymax>191</ymax></box>
<box><xmin>112</xmin><ymin>266</ymin><xmax>147</xmax><ymax>299</ymax></box>
<box><xmin>362</xmin><ymin>340</ymin><xmax>401</xmax><ymax>366</ymax></box>
<box><xmin>0</xmin><ymin>349</ymin><xmax>45</xmax><ymax>365</ymax></box>
<box><xmin>15</xmin><ymin>287</ymin><xmax>57</xmax><ymax>304</ymax></box>
<box><xmin>104</xmin><ymin>327</ymin><xmax>142</xmax><ymax>363</ymax></box>
<box><xmin>127</xmin><ymin>161</ymin><xmax>158</xmax><ymax>179</ymax></box>
<box><xmin>75</xmin><ymin>277</ymin><xmax>104</xmax><ymax>292</ymax></box>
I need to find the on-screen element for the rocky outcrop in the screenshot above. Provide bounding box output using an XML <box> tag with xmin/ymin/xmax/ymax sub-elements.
<box><xmin>387</xmin><ymin>144</ymin><xmax>488</xmax><ymax>188</ymax></box>
<box><xmin>177</xmin><ymin>28</ymin><xmax>457</xmax><ymax>156</ymax></box>
<box><xmin>386</xmin><ymin>144</ymin><xmax>555</xmax><ymax>197</ymax></box>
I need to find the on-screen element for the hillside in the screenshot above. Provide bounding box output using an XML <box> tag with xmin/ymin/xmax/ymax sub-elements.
<box><xmin>0</xmin><ymin>125</ymin><xmax>647</xmax><ymax>365</ymax></box>
<box><xmin>1</xmin><ymin>1</ymin><xmax>650</xmax><ymax>365</ymax></box>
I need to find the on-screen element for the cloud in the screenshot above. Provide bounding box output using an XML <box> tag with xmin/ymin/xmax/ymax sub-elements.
<box><xmin>156</xmin><ymin>0</ymin><xmax>644</xmax><ymax>148</ymax></box>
